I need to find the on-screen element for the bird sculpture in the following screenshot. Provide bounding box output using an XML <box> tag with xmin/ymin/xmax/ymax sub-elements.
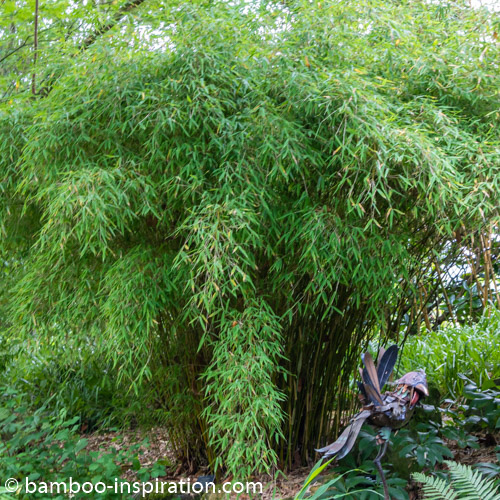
<box><xmin>316</xmin><ymin>345</ymin><xmax>428</xmax><ymax>500</ymax></box>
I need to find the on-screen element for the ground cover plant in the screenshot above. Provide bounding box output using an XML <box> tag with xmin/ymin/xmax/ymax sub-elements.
<box><xmin>0</xmin><ymin>387</ymin><xmax>168</xmax><ymax>499</ymax></box>
<box><xmin>413</xmin><ymin>461</ymin><xmax>499</xmax><ymax>500</ymax></box>
<box><xmin>1</xmin><ymin>0</ymin><xmax>499</xmax><ymax>484</ymax></box>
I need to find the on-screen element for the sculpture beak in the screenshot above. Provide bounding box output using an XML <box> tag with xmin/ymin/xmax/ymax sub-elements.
<box><xmin>414</xmin><ymin>383</ymin><xmax>429</xmax><ymax>397</ymax></box>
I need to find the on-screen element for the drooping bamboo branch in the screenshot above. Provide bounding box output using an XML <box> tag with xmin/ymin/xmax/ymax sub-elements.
<box><xmin>31</xmin><ymin>0</ymin><xmax>39</xmax><ymax>95</ymax></box>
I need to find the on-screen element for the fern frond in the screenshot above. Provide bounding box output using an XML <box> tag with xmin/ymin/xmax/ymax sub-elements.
<box><xmin>446</xmin><ymin>461</ymin><xmax>500</xmax><ymax>500</ymax></box>
<box><xmin>412</xmin><ymin>471</ymin><xmax>458</xmax><ymax>500</ymax></box>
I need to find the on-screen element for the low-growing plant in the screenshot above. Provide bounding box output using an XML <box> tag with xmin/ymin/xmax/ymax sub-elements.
<box><xmin>393</xmin><ymin>423</ymin><xmax>454</xmax><ymax>469</ymax></box>
<box><xmin>413</xmin><ymin>461</ymin><xmax>499</xmax><ymax>500</ymax></box>
<box><xmin>345</xmin><ymin>422</ymin><xmax>454</xmax><ymax>478</ymax></box>
<box><xmin>0</xmin><ymin>388</ymin><xmax>166</xmax><ymax>499</ymax></box>
<box><xmin>440</xmin><ymin>425</ymin><xmax>480</xmax><ymax>451</ymax></box>
<box><xmin>473</xmin><ymin>445</ymin><xmax>500</xmax><ymax>491</ymax></box>
<box><xmin>441</xmin><ymin>377</ymin><xmax>500</xmax><ymax>434</ymax></box>
<box><xmin>294</xmin><ymin>458</ymin><xmax>391</xmax><ymax>500</ymax></box>
<box><xmin>0</xmin><ymin>490</ymin><xmax>15</xmax><ymax>500</ymax></box>
<box><xmin>474</xmin><ymin>459</ymin><xmax>500</xmax><ymax>486</ymax></box>
<box><xmin>462</xmin><ymin>378</ymin><xmax>500</xmax><ymax>431</ymax></box>
<box><xmin>294</xmin><ymin>457</ymin><xmax>335</xmax><ymax>499</ymax></box>
<box><xmin>311</xmin><ymin>470</ymin><xmax>409</xmax><ymax>500</ymax></box>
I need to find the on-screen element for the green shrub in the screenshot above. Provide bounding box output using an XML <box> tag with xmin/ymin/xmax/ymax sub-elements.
<box><xmin>462</xmin><ymin>378</ymin><xmax>500</xmax><ymax>431</ymax></box>
<box><xmin>0</xmin><ymin>388</ymin><xmax>165</xmax><ymax>499</ymax></box>
<box><xmin>441</xmin><ymin>377</ymin><xmax>500</xmax><ymax>435</ymax></box>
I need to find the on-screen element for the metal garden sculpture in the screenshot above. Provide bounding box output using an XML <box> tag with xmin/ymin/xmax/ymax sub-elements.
<box><xmin>316</xmin><ymin>345</ymin><xmax>429</xmax><ymax>500</ymax></box>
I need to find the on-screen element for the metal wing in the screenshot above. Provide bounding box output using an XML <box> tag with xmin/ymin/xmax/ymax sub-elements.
<box><xmin>361</xmin><ymin>352</ymin><xmax>384</xmax><ymax>405</ymax></box>
<box><xmin>376</xmin><ymin>344</ymin><xmax>399</xmax><ymax>391</ymax></box>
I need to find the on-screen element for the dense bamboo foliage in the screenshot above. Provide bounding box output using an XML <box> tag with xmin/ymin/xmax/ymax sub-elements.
<box><xmin>1</xmin><ymin>0</ymin><xmax>499</xmax><ymax>478</ymax></box>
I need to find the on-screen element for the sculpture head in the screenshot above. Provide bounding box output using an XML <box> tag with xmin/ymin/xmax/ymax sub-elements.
<box><xmin>396</xmin><ymin>369</ymin><xmax>428</xmax><ymax>408</ymax></box>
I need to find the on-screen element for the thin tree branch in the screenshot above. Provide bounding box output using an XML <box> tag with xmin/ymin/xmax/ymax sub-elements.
<box><xmin>0</xmin><ymin>39</ymin><xmax>30</xmax><ymax>65</ymax></box>
<box><xmin>36</xmin><ymin>0</ymin><xmax>147</xmax><ymax>97</ymax></box>
<box><xmin>0</xmin><ymin>26</ymin><xmax>65</xmax><ymax>66</ymax></box>
<box><xmin>78</xmin><ymin>0</ymin><xmax>147</xmax><ymax>53</ymax></box>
